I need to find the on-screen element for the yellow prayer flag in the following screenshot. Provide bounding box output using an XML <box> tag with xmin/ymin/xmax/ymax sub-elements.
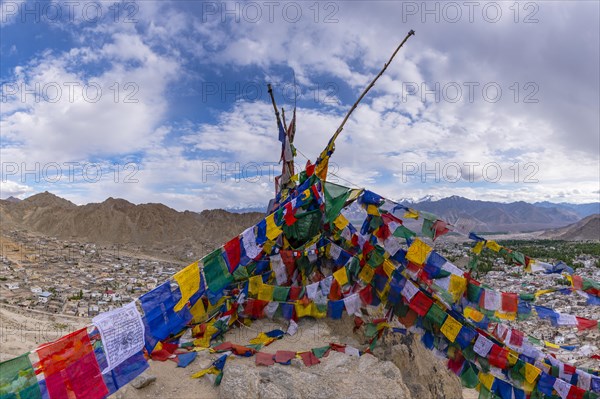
<box><xmin>478</xmin><ymin>372</ymin><xmax>495</xmax><ymax>391</ymax></box>
<box><xmin>206</xmin><ymin>297</ymin><xmax>226</xmax><ymax>314</ymax></box>
<box><xmin>494</xmin><ymin>311</ymin><xmax>516</xmax><ymax>321</ymax></box>
<box><xmin>295</xmin><ymin>302</ymin><xmax>314</xmax><ymax>318</ymax></box>
<box><xmin>333</xmin><ymin>266</ymin><xmax>349</xmax><ymax>286</ymax></box>
<box><xmin>193</xmin><ymin>324</ymin><xmax>219</xmax><ymax>348</ymax></box>
<box><xmin>403</xmin><ymin>208</ymin><xmax>419</xmax><ymax>219</ymax></box>
<box><xmin>366</xmin><ymin>204</ymin><xmax>380</xmax><ymax>216</ymax></box>
<box><xmin>310</xmin><ymin>303</ymin><xmax>327</xmax><ymax>318</ymax></box>
<box><xmin>262</xmin><ymin>240</ymin><xmax>275</xmax><ymax>254</ymax></box>
<box><xmin>333</xmin><ymin>214</ymin><xmax>350</xmax><ymax>230</ymax></box>
<box><xmin>507</xmin><ymin>350</ymin><xmax>519</xmax><ymax>366</ymax></box>
<box><xmin>485</xmin><ymin>241</ymin><xmax>502</xmax><ymax>252</ymax></box>
<box><xmin>440</xmin><ymin>315</ymin><xmax>462</xmax><ymax>343</ymax></box>
<box><xmin>448</xmin><ymin>274</ymin><xmax>467</xmax><ymax>301</ymax></box>
<box><xmin>405</xmin><ymin>238</ymin><xmax>432</xmax><ymax>265</ymax></box>
<box><xmin>524</xmin><ymin>363</ymin><xmax>541</xmax><ymax>384</ymax></box>
<box><xmin>249</xmin><ymin>332</ymin><xmax>274</xmax><ymax>346</ymax></box>
<box><xmin>173</xmin><ymin>261</ymin><xmax>200</xmax><ymax>311</ymax></box>
<box><xmin>191</xmin><ymin>366</ymin><xmax>220</xmax><ymax>379</ymax></box>
<box><xmin>522</xmin><ymin>379</ymin><xmax>535</xmax><ymax>394</ymax></box>
<box><xmin>258</xmin><ymin>284</ymin><xmax>275</xmax><ymax>301</ymax></box>
<box><xmin>464</xmin><ymin>306</ymin><xmax>484</xmax><ymax>322</ymax></box>
<box><xmin>544</xmin><ymin>341</ymin><xmax>560</xmax><ymax>350</ymax></box>
<box><xmin>534</xmin><ymin>289</ymin><xmax>555</xmax><ymax>298</ymax></box>
<box><xmin>358</xmin><ymin>265</ymin><xmax>375</xmax><ymax>284</ymax></box>
<box><xmin>472</xmin><ymin>241</ymin><xmax>484</xmax><ymax>255</ymax></box>
<box><xmin>383</xmin><ymin>260</ymin><xmax>396</xmax><ymax>277</ymax></box>
<box><xmin>378</xmin><ymin>283</ymin><xmax>390</xmax><ymax>300</ymax></box>
<box><xmin>249</xmin><ymin>275</ymin><xmax>263</xmax><ymax>296</ymax></box>
<box><xmin>265</xmin><ymin>214</ymin><xmax>282</xmax><ymax>241</ymax></box>
<box><xmin>315</xmin><ymin>156</ymin><xmax>330</xmax><ymax>180</ymax></box>
<box><xmin>190</xmin><ymin>298</ymin><xmax>207</xmax><ymax>323</ymax></box>
<box><xmin>347</xmin><ymin>189</ymin><xmax>363</xmax><ymax>202</ymax></box>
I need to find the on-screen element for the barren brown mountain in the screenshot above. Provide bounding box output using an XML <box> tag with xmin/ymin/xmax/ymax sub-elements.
<box><xmin>541</xmin><ymin>214</ymin><xmax>600</xmax><ymax>241</ymax></box>
<box><xmin>0</xmin><ymin>192</ymin><xmax>264</xmax><ymax>259</ymax></box>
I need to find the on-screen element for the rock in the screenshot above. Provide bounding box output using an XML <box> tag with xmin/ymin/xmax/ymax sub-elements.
<box><xmin>219</xmin><ymin>350</ymin><xmax>413</xmax><ymax>399</ymax></box>
<box><xmin>130</xmin><ymin>372</ymin><xmax>157</xmax><ymax>389</ymax></box>
<box><xmin>384</xmin><ymin>334</ymin><xmax>463</xmax><ymax>399</ymax></box>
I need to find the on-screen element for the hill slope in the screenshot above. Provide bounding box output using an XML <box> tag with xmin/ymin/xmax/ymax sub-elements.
<box><xmin>541</xmin><ymin>214</ymin><xmax>600</xmax><ymax>241</ymax></box>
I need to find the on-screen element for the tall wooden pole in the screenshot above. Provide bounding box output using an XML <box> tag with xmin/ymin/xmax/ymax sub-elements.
<box><xmin>329</xmin><ymin>30</ymin><xmax>415</xmax><ymax>145</ymax></box>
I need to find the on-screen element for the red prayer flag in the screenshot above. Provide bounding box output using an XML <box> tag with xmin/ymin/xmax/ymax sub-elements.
<box><xmin>509</xmin><ymin>329</ymin><xmax>524</xmax><ymax>347</ymax></box>
<box><xmin>289</xmin><ymin>286</ymin><xmax>304</xmax><ymax>301</ymax></box>
<box><xmin>255</xmin><ymin>352</ymin><xmax>275</xmax><ymax>366</ymax></box>
<box><xmin>244</xmin><ymin>299</ymin><xmax>269</xmax><ymax>318</ymax></box>
<box><xmin>299</xmin><ymin>351</ymin><xmax>320</xmax><ymax>366</ymax></box>
<box><xmin>447</xmin><ymin>354</ymin><xmax>465</xmax><ymax>375</ymax></box>
<box><xmin>37</xmin><ymin>328</ymin><xmax>108</xmax><ymax>399</ymax></box>
<box><xmin>359</xmin><ymin>285</ymin><xmax>373</xmax><ymax>306</ymax></box>
<box><xmin>284</xmin><ymin>202</ymin><xmax>297</xmax><ymax>226</ymax></box>
<box><xmin>408</xmin><ymin>291</ymin><xmax>433</xmax><ymax>316</ymax></box>
<box><xmin>224</xmin><ymin>237</ymin><xmax>241</xmax><ymax>273</ymax></box>
<box><xmin>567</xmin><ymin>385</ymin><xmax>586</xmax><ymax>399</ymax></box>
<box><xmin>328</xmin><ymin>280</ymin><xmax>342</xmax><ymax>301</ymax></box>
<box><xmin>374</xmin><ymin>224</ymin><xmax>391</xmax><ymax>241</ymax></box>
<box><xmin>329</xmin><ymin>343</ymin><xmax>346</xmax><ymax>353</ymax></box>
<box><xmin>563</xmin><ymin>364</ymin><xmax>576</xmax><ymax>375</ymax></box>
<box><xmin>488</xmin><ymin>344</ymin><xmax>508</xmax><ymax>369</ymax></box>
<box><xmin>571</xmin><ymin>275</ymin><xmax>583</xmax><ymax>290</ymax></box>
<box><xmin>501</xmin><ymin>292</ymin><xmax>518</xmax><ymax>313</ymax></box>
<box><xmin>575</xmin><ymin>317</ymin><xmax>598</xmax><ymax>331</ymax></box>
<box><xmin>432</xmin><ymin>220</ymin><xmax>450</xmax><ymax>241</ymax></box>
<box><xmin>398</xmin><ymin>308</ymin><xmax>418</xmax><ymax>327</ymax></box>
<box><xmin>274</xmin><ymin>351</ymin><xmax>296</xmax><ymax>364</ymax></box>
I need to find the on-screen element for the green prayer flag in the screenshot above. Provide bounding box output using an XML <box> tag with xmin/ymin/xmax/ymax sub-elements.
<box><xmin>232</xmin><ymin>266</ymin><xmax>249</xmax><ymax>281</ymax></box>
<box><xmin>311</xmin><ymin>346</ymin><xmax>330</xmax><ymax>359</ymax></box>
<box><xmin>478</xmin><ymin>357</ymin><xmax>490</xmax><ymax>373</ymax></box>
<box><xmin>0</xmin><ymin>353</ymin><xmax>42</xmax><ymax>399</ymax></box>
<box><xmin>203</xmin><ymin>249</ymin><xmax>233</xmax><ymax>294</ymax></box>
<box><xmin>510</xmin><ymin>359</ymin><xmax>526</xmax><ymax>383</ymax></box>
<box><xmin>425</xmin><ymin>303</ymin><xmax>447</xmax><ymax>327</ymax></box>
<box><xmin>324</xmin><ymin>182</ymin><xmax>351</xmax><ymax>223</ymax></box>
<box><xmin>460</xmin><ymin>362</ymin><xmax>479</xmax><ymax>388</ymax></box>
<box><xmin>519</xmin><ymin>293</ymin><xmax>535</xmax><ymax>302</ymax></box>
<box><xmin>421</xmin><ymin>218</ymin><xmax>435</xmax><ymax>239</ymax></box>
<box><xmin>462</xmin><ymin>346</ymin><xmax>476</xmax><ymax>361</ymax></box>
<box><xmin>467</xmin><ymin>283</ymin><xmax>482</xmax><ymax>303</ymax></box>
<box><xmin>468</xmin><ymin>256</ymin><xmax>478</xmax><ymax>271</ymax></box>
<box><xmin>367</xmin><ymin>248</ymin><xmax>385</xmax><ymax>268</ymax></box>
<box><xmin>369</xmin><ymin>216</ymin><xmax>383</xmax><ymax>230</ymax></box>
<box><xmin>365</xmin><ymin>323</ymin><xmax>379</xmax><ymax>338</ymax></box>
<box><xmin>273</xmin><ymin>286</ymin><xmax>290</xmax><ymax>302</ymax></box>
<box><xmin>478</xmin><ymin>385</ymin><xmax>493</xmax><ymax>399</ymax></box>
<box><xmin>282</xmin><ymin>209</ymin><xmax>322</xmax><ymax>246</ymax></box>
<box><xmin>511</xmin><ymin>251</ymin><xmax>525</xmax><ymax>265</ymax></box>
<box><xmin>393</xmin><ymin>225</ymin><xmax>416</xmax><ymax>240</ymax></box>
<box><xmin>346</xmin><ymin>257</ymin><xmax>360</xmax><ymax>279</ymax></box>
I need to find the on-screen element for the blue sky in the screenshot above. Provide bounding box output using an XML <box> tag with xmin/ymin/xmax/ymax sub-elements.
<box><xmin>1</xmin><ymin>1</ymin><xmax>599</xmax><ymax>211</ymax></box>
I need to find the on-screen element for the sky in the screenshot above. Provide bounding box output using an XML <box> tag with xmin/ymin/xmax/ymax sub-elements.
<box><xmin>1</xmin><ymin>0</ymin><xmax>599</xmax><ymax>211</ymax></box>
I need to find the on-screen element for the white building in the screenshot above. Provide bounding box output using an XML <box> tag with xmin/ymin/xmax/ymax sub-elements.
<box><xmin>38</xmin><ymin>291</ymin><xmax>52</xmax><ymax>303</ymax></box>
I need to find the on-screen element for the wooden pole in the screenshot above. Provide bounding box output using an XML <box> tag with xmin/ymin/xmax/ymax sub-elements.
<box><xmin>267</xmin><ymin>83</ymin><xmax>284</xmax><ymax>132</ymax></box>
<box><xmin>329</xmin><ymin>30</ymin><xmax>415</xmax><ymax>145</ymax></box>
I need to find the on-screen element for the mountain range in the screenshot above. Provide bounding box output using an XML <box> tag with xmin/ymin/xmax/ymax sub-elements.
<box><xmin>398</xmin><ymin>195</ymin><xmax>599</xmax><ymax>232</ymax></box>
<box><xmin>1</xmin><ymin>192</ymin><xmax>598</xmax><ymax>257</ymax></box>
<box><xmin>0</xmin><ymin>192</ymin><xmax>263</xmax><ymax>260</ymax></box>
